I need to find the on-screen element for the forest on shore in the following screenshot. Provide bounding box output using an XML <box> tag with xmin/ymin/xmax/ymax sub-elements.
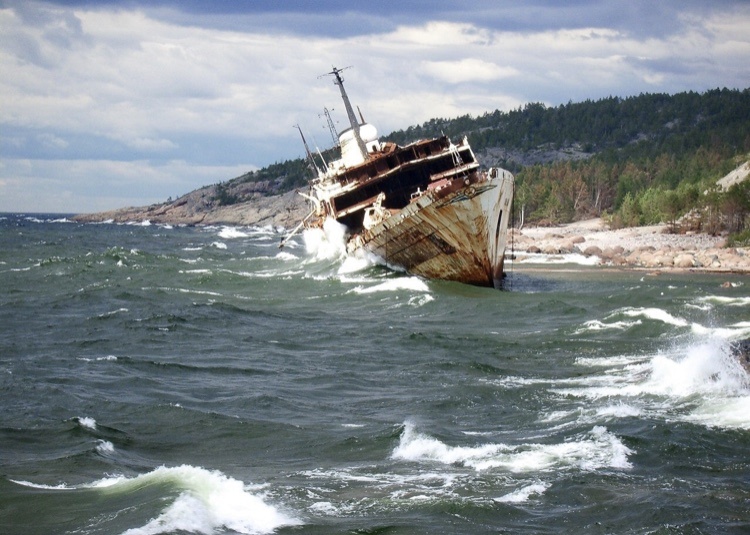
<box><xmin>216</xmin><ymin>88</ymin><xmax>750</xmax><ymax>243</ymax></box>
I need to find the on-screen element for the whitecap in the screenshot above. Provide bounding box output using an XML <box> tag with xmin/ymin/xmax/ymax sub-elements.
<box><xmin>391</xmin><ymin>422</ymin><xmax>632</xmax><ymax>472</ymax></box>
<box><xmin>210</xmin><ymin>241</ymin><xmax>228</xmax><ymax>250</ymax></box>
<box><xmin>574</xmin><ymin>354</ymin><xmax>649</xmax><ymax>368</ymax></box>
<box><xmin>76</xmin><ymin>417</ymin><xmax>97</xmax><ymax>430</ymax></box>
<box><xmin>98</xmin><ymin>308</ymin><xmax>129</xmax><ymax>318</ymax></box>
<box><xmin>275</xmin><ymin>251</ymin><xmax>298</xmax><ymax>261</ymax></box>
<box><xmin>96</xmin><ymin>440</ymin><xmax>115</xmax><ymax>454</ymax></box>
<box><xmin>408</xmin><ymin>294</ymin><xmax>435</xmax><ymax>307</ymax></box>
<box><xmin>620</xmin><ymin>307</ymin><xmax>688</xmax><ymax>327</ymax></box>
<box><xmin>697</xmin><ymin>295</ymin><xmax>750</xmax><ymax>307</ymax></box>
<box><xmin>686</xmin><ymin>395</ymin><xmax>750</xmax><ymax>430</ymax></box>
<box><xmin>574</xmin><ymin>319</ymin><xmax>641</xmax><ymax>334</ymax></box>
<box><xmin>10</xmin><ymin>466</ymin><xmax>300</xmax><ymax>534</ymax></box>
<box><xmin>495</xmin><ymin>481</ymin><xmax>550</xmax><ymax>503</ymax></box>
<box><xmin>596</xmin><ymin>403</ymin><xmax>641</xmax><ymax>418</ymax></box>
<box><xmin>309</xmin><ymin>501</ymin><xmax>339</xmax><ymax>515</ymax></box>
<box><xmin>218</xmin><ymin>227</ymin><xmax>249</xmax><ymax>239</ymax></box>
<box><xmin>10</xmin><ymin>480</ymin><xmax>73</xmax><ymax>490</ymax></box>
<box><xmin>563</xmin><ymin>338</ymin><xmax>750</xmax><ymax>430</ymax></box>
<box><xmin>350</xmin><ymin>277</ymin><xmax>430</xmax><ymax>295</ymax></box>
<box><xmin>113</xmin><ymin>466</ymin><xmax>299</xmax><ymax>535</ymax></box>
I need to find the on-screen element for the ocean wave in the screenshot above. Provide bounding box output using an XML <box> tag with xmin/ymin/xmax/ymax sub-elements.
<box><xmin>303</xmin><ymin>219</ymin><xmax>347</xmax><ymax>261</ymax></box>
<box><xmin>620</xmin><ymin>307</ymin><xmax>689</xmax><ymax>327</ymax></box>
<box><xmin>96</xmin><ymin>439</ymin><xmax>115</xmax><ymax>454</ymax></box>
<box><xmin>558</xmin><ymin>338</ymin><xmax>750</xmax><ymax>430</ymax></box>
<box><xmin>495</xmin><ymin>481</ymin><xmax>551</xmax><ymax>503</ymax></box>
<box><xmin>350</xmin><ymin>277</ymin><xmax>430</xmax><ymax>295</ymax></box>
<box><xmin>75</xmin><ymin>416</ymin><xmax>97</xmax><ymax>430</ymax></box>
<box><xmin>391</xmin><ymin>422</ymin><xmax>632</xmax><ymax>472</ymax></box>
<box><xmin>16</xmin><ymin>465</ymin><xmax>300</xmax><ymax>535</ymax></box>
<box><xmin>217</xmin><ymin>226</ymin><xmax>249</xmax><ymax>239</ymax></box>
<box><xmin>574</xmin><ymin>318</ymin><xmax>642</xmax><ymax>334</ymax></box>
<box><xmin>118</xmin><ymin>466</ymin><xmax>299</xmax><ymax>535</ymax></box>
<box><xmin>696</xmin><ymin>295</ymin><xmax>750</xmax><ymax>307</ymax></box>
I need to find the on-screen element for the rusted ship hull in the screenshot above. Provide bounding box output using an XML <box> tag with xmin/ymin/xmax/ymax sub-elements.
<box><xmin>285</xmin><ymin>66</ymin><xmax>516</xmax><ymax>288</ymax></box>
<box><xmin>347</xmin><ymin>169</ymin><xmax>514</xmax><ymax>288</ymax></box>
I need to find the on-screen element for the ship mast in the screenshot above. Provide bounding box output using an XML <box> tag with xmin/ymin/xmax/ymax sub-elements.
<box><xmin>320</xmin><ymin>107</ymin><xmax>339</xmax><ymax>148</ymax></box>
<box><xmin>293</xmin><ymin>124</ymin><xmax>322</xmax><ymax>177</ymax></box>
<box><xmin>322</xmin><ymin>66</ymin><xmax>368</xmax><ymax>161</ymax></box>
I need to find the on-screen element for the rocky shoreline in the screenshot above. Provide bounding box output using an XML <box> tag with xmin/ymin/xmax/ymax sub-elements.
<box><xmin>514</xmin><ymin>218</ymin><xmax>749</xmax><ymax>273</ymax></box>
<box><xmin>73</xmin><ymin>188</ymin><xmax>309</xmax><ymax>228</ymax></box>
<box><xmin>74</xmin><ymin>192</ymin><xmax>749</xmax><ymax>273</ymax></box>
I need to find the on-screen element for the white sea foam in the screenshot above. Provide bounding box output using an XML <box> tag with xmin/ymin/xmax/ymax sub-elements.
<box><xmin>79</xmin><ymin>355</ymin><xmax>118</xmax><ymax>362</ymax></box>
<box><xmin>561</xmin><ymin>338</ymin><xmax>750</xmax><ymax>430</ymax></box>
<box><xmin>303</xmin><ymin>218</ymin><xmax>348</xmax><ymax>261</ymax></box>
<box><xmin>275</xmin><ymin>251</ymin><xmax>298</xmax><ymax>261</ymax></box>
<box><xmin>686</xmin><ymin>395</ymin><xmax>750</xmax><ymax>429</ymax></box>
<box><xmin>391</xmin><ymin>422</ymin><xmax>632</xmax><ymax>472</ymax></box>
<box><xmin>574</xmin><ymin>354</ymin><xmax>649</xmax><ymax>368</ymax></box>
<box><xmin>210</xmin><ymin>241</ymin><xmax>228</xmax><ymax>250</ymax></box>
<box><xmin>620</xmin><ymin>307</ymin><xmax>689</xmax><ymax>327</ymax></box>
<box><xmin>98</xmin><ymin>308</ymin><xmax>129</xmax><ymax>318</ymax></box>
<box><xmin>408</xmin><ymin>294</ymin><xmax>435</xmax><ymax>307</ymax></box>
<box><xmin>13</xmin><ymin>465</ymin><xmax>300</xmax><ymax>533</ymax></box>
<box><xmin>697</xmin><ymin>295</ymin><xmax>750</xmax><ymax>307</ymax></box>
<box><xmin>351</xmin><ymin>277</ymin><xmax>430</xmax><ymax>295</ymax></box>
<box><xmin>77</xmin><ymin>417</ymin><xmax>97</xmax><ymax>430</ymax></box>
<box><xmin>143</xmin><ymin>286</ymin><xmax>223</xmax><ymax>297</ymax></box>
<box><xmin>337</xmin><ymin>253</ymin><xmax>377</xmax><ymax>274</ymax></box>
<box><xmin>117</xmin><ymin>466</ymin><xmax>299</xmax><ymax>535</ymax></box>
<box><xmin>596</xmin><ymin>403</ymin><xmax>641</xmax><ymax>419</ymax></box>
<box><xmin>495</xmin><ymin>481</ymin><xmax>550</xmax><ymax>503</ymax></box>
<box><xmin>96</xmin><ymin>440</ymin><xmax>115</xmax><ymax>454</ymax></box>
<box><xmin>218</xmin><ymin>227</ymin><xmax>249</xmax><ymax>239</ymax></box>
<box><xmin>10</xmin><ymin>480</ymin><xmax>73</xmax><ymax>490</ymax></box>
<box><xmin>574</xmin><ymin>319</ymin><xmax>642</xmax><ymax>334</ymax></box>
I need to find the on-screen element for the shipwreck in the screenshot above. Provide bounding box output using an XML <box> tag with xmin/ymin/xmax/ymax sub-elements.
<box><xmin>282</xmin><ymin>66</ymin><xmax>515</xmax><ymax>289</ymax></box>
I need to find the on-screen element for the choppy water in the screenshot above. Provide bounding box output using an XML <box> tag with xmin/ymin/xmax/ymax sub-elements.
<box><xmin>1</xmin><ymin>213</ymin><xmax>749</xmax><ymax>535</ymax></box>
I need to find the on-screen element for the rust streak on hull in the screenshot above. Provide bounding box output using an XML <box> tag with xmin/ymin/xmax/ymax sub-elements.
<box><xmin>352</xmin><ymin>171</ymin><xmax>514</xmax><ymax>288</ymax></box>
<box><xmin>284</xmin><ymin>66</ymin><xmax>515</xmax><ymax>289</ymax></box>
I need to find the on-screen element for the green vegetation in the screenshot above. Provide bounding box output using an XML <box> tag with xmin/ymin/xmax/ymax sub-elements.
<box><xmin>214</xmin><ymin>88</ymin><xmax>750</xmax><ymax>237</ymax></box>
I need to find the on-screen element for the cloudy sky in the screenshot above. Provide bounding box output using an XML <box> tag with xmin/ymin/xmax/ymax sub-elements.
<box><xmin>1</xmin><ymin>0</ymin><xmax>748</xmax><ymax>214</ymax></box>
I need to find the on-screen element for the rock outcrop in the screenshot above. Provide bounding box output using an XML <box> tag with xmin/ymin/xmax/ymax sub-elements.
<box><xmin>74</xmin><ymin>185</ymin><xmax>309</xmax><ymax>228</ymax></box>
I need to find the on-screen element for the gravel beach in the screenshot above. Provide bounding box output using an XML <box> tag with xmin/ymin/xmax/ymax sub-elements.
<box><xmin>514</xmin><ymin>218</ymin><xmax>749</xmax><ymax>272</ymax></box>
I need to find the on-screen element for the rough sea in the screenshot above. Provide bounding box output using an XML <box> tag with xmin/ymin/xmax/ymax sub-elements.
<box><xmin>1</xmin><ymin>213</ymin><xmax>749</xmax><ymax>535</ymax></box>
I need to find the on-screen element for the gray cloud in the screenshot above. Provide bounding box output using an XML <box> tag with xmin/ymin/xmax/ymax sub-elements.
<box><xmin>0</xmin><ymin>0</ymin><xmax>748</xmax><ymax>213</ymax></box>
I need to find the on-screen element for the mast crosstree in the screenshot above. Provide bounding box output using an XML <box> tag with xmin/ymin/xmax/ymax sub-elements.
<box><xmin>321</xmin><ymin>66</ymin><xmax>368</xmax><ymax>160</ymax></box>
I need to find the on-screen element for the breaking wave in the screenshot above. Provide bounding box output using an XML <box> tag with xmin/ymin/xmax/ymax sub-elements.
<box><xmin>13</xmin><ymin>465</ymin><xmax>300</xmax><ymax>535</ymax></box>
<box><xmin>558</xmin><ymin>337</ymin><xmax>750</xmax><ymax>430</ymax></box>
<box><xmin>391</xmin><ymin>422</ymin><xmax>632</xmax><ymax>472</ymax></box>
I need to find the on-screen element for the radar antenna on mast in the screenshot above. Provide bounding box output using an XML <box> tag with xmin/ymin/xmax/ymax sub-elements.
<box><xmin>319</xmin><ymin>66</ymin><xmax>368</xmax><ymax>160</ymax></box>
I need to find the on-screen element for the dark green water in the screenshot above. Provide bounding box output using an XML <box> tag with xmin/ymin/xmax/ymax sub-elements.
<box><xmin>1</xmin><ymin>213</ymin><xmax>749</xmax><ymax>534</ymax></box>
